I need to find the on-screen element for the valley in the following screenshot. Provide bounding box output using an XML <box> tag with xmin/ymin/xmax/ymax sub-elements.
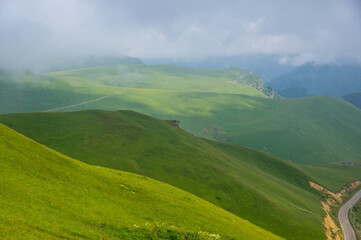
<box><xmin>2</xmin><ymin>1</ymin><xmax>361</xmax><ymax>239</ymax></box>
<box><xmin>1</xmin><ymin>65</ymin><xmax>361</xmax><ymax>165</ymax></box>
<box><xmin>1</xmin><ymin>63</ymin><xmax>360</xmax><ymax>240</ymax></box>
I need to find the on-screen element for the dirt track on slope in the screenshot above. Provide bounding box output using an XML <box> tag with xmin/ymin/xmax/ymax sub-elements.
<box><xmin>43</xmin><ymin>95</ymin><xmax>110</xmax><ymax>112</ymax></box>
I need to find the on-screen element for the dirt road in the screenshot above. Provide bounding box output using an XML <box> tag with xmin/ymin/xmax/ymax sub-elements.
<box><xmin>338</xmin><ymin>189</ymin><xmax>361</xmax><ymax>240</ymax></box>
<box><xmin>43</xmin><ymin>95</ymin><xmax>110</xmax><ymax>112</ymax></box>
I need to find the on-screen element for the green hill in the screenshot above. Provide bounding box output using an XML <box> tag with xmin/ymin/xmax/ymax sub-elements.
<box><xmin>47</xmin><ymin>64</ymin><xmax>275</xmax><ymax>97</ymax></box>
<box><xmin>30</xmin><ymin>87</ymin><xmax>361</xmax><ymax>165</ymax></box>
<box><xmin>0</xmin><ymin>122</ymin><xmax>283</xmax><ymax>240</ymax></box>
<box><xmin>1</xmin><ymin>64</ymin><xmax>361</xmax><ymax>165</ymax></box>
<box><xmin>0</xmin><ymin>64</ymin><xmax>276</xmax><ymax>114</ymax></box>
<box><xmin>0</xmin><ymin>69</ymin><xmax>98</xmax><ymax>114</ymax></box>
<box><xmin>342</xmin><ymin>92</ymin><xmax>361</xmax><ymax>109</ymax></box>
<box><xmin>1</xmin><ymin>109</ymin><xmax>348</xmax><ymax>240</ymax></box>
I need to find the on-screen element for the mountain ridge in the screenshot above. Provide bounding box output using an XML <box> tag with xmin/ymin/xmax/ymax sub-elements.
<box><xmin>269</xmin><ymin>62</ymin><xmax>361</xmax><ymax>98</ymax></box>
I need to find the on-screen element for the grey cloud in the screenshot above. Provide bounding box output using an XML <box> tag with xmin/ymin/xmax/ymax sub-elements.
<box><xmin>0</xmin><ymin>0</ymin><xmax>360</xmax><ymax>69</ymax></box>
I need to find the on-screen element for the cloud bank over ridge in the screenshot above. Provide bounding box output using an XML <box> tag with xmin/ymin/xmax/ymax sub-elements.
<box><xmin>0</xmin><ymin>0</ymin><xmax>360</xmax><ymax>68</ymax></box>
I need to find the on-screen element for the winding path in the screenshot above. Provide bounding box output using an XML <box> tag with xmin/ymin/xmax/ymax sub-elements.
<box><xmin>43</xmin><ymin>95</ymin><xmax>110</xmax><ymax>112</ymax></box>
<box><xmin>338</xmin><ymin>189</ymin><xmax>361</xmax><ymax>240</ymax></box>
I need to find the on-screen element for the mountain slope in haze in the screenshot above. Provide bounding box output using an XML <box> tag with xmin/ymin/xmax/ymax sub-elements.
<box><xmin>145</xmin><ymin>54</ymin><xmax>295</xmax><ymax>81</ymax></box>
<box><xmin>0</xmin><ymin>69</ymin><xmax>99</xmax><ymax>114</ymax></box>
<box><xmin>47</xmin><ymin>56</ymin><xmax>144</xmax><ymax>72</ymax></box>
<box><xmin>342</xmin><ymin>92</ymin><xmax>361</xmax><ymax>109</ymax></box>
<box><xmin>0</xmin><ymin>122</ymin><xmax>283</xmax><ymax>240</ymax></box>
<box><xmin>33</xmin><ymin>88</ymin><xmax>361</xmax><ymax>165</ymax></box>
<box><xmin>0</xmin><ymin>64</ymin><xmax>277</xmax><ymax>115</ymax></box>
<box><xmin>2</xmin><ymin>64</ymin><xmax>361</xmax><ymax>165</ymax></box>
<box><xmin>0</xmin><ymin>110</ymin><xmax>338</xmax><ymax>240</ymax></box>
<box><xmin>47</xmin><ymin>64</ymin><xmax>277</xmax><ymax>97</ymax></box>
<box><xmin>269</xmin><ymin>62</ymin><xmax>361</xmax><ymax>98</ymax></box>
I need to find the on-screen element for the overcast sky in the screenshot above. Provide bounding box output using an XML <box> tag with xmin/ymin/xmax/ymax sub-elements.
<box><xmin>1</xmin><ymin>0</ymin><xmax>361</xmax><ymax>68</ymax></box>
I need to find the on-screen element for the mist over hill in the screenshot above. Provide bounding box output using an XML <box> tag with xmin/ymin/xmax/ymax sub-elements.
<box><xmin>145</xmin><ymin>54</ymin><xmax>295</xmax><ymax>82</ymax></box>
<box><xmin>342</xmin><ymin>92</ymin><xmax>361</xmax><ymax>109</ymax></box>
<box><xmin>1</xmin><ymin>0</ymin><xmax>361</xmax><ymax>239</ymax></box>
<box><xmin>269</xmin><ymin>62</ymin><xmax>361</xmax><ymax>98</ymax></box>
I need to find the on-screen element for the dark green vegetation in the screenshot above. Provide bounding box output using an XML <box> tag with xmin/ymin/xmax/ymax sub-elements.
<box><xmin>269</xmin><ymin>62</ymin><xmax>361</xmax><ymax>98</ymax></box>
<box><xmin>350</xmin><ymin>200</ymin><xmax>361</xmax><ymax>238</ymax></box>
<box><xmin>2</xmin><ymin>64</ymin><xmax>361</xmax><ymax>165</ymax></box>
<box><xmin>3</xmin><ymin>110</ymin><xmax>361</xmax><ymax>240</ymax></box>
<box><xmin>0</xmin><ymin>122</ymin><xmax>283</xmax><ymax>240</ymax></box>
<box><xmin>342</xmin><ymin>92</ymin><xmax>361</xmax><ymax>109</ymax></box>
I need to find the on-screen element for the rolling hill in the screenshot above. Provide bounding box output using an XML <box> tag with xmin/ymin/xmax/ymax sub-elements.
<box><xmin>46</xmin><ymin>64</ymin><xmax>276</xmax><ymax>97</ymax></box>
<box><xmin>0</xmin><ymin>64</ymin><xmax>276</xmax><ymax>114</ymax></box>
<box><xmin>2</xmin><ymin>63</ymin><xmax>361</xmax><ymax>239</ymax></box>
<box><xmin>2</xmin><ymin>109</ymin><xmax>356</xmax><ymax>240</ymax></box>
<box><xmin>0</xmin><ymin>122</ymin><xmax>283</xmax><ymax>240</ymax></box>
<box><xmin>1</xmin><ymin>64</ymin><xmax>361</xmax><ymax>165</ymax></box>
<box><xmin>146</xmin><ymin>54</ymin><xmax>295</xmax><ymax>81</ymax></box>
<box><xmin>269</xmin><ymin>62</ymin><xmax>361</xmax><ymax>98</ymax></box>
<box><xmin>29</xmin><ymin>88</ymin><xmax>361</xmax><ymax>165</ymax></box>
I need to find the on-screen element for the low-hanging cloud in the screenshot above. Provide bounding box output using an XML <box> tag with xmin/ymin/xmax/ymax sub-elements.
<box><xmin>0</xmin><ymin>0</ymin><xmax>360</xmax><ymax>69</ymax></box>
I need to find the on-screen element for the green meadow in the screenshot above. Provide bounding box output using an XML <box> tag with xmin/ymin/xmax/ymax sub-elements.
<box><xmin>68</xmin><ymin>89</ymin><xmax>361</xmax><ymax>165</ymax></box>
<box><xmin>1</xmin><ymin>64</ymin><xmax>361</xmax><ymax>239</ymax></box>
<box><xmin>0</xmin><ymin>122</ymin><xmax>284</xmax><ymax>240</ymax></box>
<box><xmin>2</xmin><ymin>109</ymin><xmax>354</xmax><ymax>240</ymax></box>
<box><xmin>1</xmin><ymin>64</ymin><xmax>361</xmax><ymax>164</ymax></box>
<box><xmin>47</xmin><ymin>64</ymin><xmax>271</xmax><ymax>96</ymax></box>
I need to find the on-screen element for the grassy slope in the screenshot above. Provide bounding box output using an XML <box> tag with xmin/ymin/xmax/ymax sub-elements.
<box><xmin>47</xmin><ymin>64</ymin><xmax>268</xmax><ymax>97</ymax></box>
<box><xmin>0</xmin><ymin>69</ymin><xmax>102</xmax><ymax>114</ymax></box>
<box><xmin>0</xmin><ymin>123</ymin><xmax>283</xmax><ymax>240</ymax></box>
<box><xmin>48</xmin><ymin>88</ymin><xmax>361</xmax><ymax>165</ymax></box>
<box><xmin>296</xmin><ymin>164</ymin><xmax>361</xmax><ymax>192</ymax></box>
<box><xmin>0</xmin><ymin>110</ymin><xmax>335</xmax><ymax>240</ymax></box>
<box><xmin>3</xmin><ymin>65</ymin><xmax>360</xmax><ymax>164</ymax></box>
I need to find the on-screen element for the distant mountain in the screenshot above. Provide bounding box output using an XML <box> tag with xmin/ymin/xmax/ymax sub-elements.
<box><xmin>269</xmin><ymin>63</ymin><xmax>361</xmax><ymax>98</ymax></box>
<box><xmin>145</xmin><ymin>54</ymin><xmax>295</xmax><ymax>82</ymax></box>
<box><xmin>48</xmin><ymin>56</ymin><xmax>144</xmax><ymax>72</ymax></box>
<box><xmin>342</xmin><ymin>92</ymin><xmax>361</xmax><ymax>109</ymax></box>
<box><xmin>2</xmin><ymin>65</ymin><xmax>361</xmax><ymax>166</ymax></box>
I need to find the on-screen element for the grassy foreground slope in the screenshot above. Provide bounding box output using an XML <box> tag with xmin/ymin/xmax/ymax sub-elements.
<box><xmin>0</xmin><ymin>110</ymin><xmax>332</xmax><ymax>240</ymax></box>
<box><xmin>0</xmin><ymin>123</ymin><xmax>283</xmax><ymax>240</ymax></box>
